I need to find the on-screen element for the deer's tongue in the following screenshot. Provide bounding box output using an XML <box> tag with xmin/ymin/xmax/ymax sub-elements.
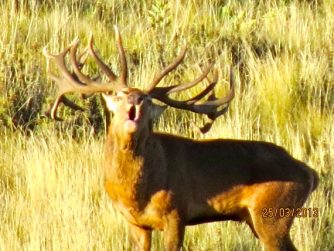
<box><xmin>124</xmin><ymin>106</ymin><xmax>139</xmax><ymax>133</ymax></box>
<box><xmin>124</xmin><ymin>120</ymin><xmax>137</xmax><ymax>133</ymax></box>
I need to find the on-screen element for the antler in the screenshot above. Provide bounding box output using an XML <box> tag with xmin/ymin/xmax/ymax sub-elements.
<box><xmin>43</xmin><ymin>26</ymin><xmax>128</xmax><ymax>120</ymax></box>
<box><xmin>148</xmin><ymin>47</ymin><xmax>235</xmax><ymax>133</ymax></box>
<box><xmin>88</xmin><ymin>26</ymin><xmax>128</xmax><ymax>89</ymax></box>
<box><xmin>43</xmin><ymin>26</ymin><xmax>234</xmax><ymax>132</ymax></box>
<box><xmin>146</xmin><ymin>45</ymin><xmax>187</xmax><ymax>92</ymax></box>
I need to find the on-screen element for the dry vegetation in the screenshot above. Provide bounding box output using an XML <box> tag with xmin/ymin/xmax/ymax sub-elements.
<box><xmin>0</xmin><ymin>0</ymin><xmax>333</xmax><ymax>250</ymax></box>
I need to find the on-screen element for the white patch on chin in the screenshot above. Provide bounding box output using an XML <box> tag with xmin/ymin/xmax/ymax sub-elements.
<box><xmin>124</xmin><ymin>120</ymin><xmax>138</xmax><ymax>133</ymax></box>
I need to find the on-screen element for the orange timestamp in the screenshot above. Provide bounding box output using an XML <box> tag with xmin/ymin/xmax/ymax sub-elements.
<box><xmin>261</xmin><ymin>207</ymin><xmax>319</xmax><ymax>218</ymax></box>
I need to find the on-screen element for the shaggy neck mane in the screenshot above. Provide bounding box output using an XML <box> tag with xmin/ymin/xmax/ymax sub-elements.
<box><xmin>104</xmin><ymin>123</ymin><xmax>153</xmax><ymax>185</ymax></box>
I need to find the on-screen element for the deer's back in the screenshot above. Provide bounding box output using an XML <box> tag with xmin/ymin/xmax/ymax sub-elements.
<box><xmin>155</xmin><ymin>133</ymin><xmax>314</xmax><ymax>196</ymax></box>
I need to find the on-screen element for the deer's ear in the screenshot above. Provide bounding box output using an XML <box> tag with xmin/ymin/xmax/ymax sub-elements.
<box><xmin>150</xmin><ymin>104</ymin><xmax>167</xmax><ymax>119</ymax></box>
<box><xmin>102</xmin><ymin>93</ymin><xmax>117</xmax><ymax>113</ymax></box>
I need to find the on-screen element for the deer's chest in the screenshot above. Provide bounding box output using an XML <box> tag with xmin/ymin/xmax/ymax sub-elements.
<box><xmin>105</xmin><ymin>180</ymin><xmax>172</xmax><ymax>230</ymax></box>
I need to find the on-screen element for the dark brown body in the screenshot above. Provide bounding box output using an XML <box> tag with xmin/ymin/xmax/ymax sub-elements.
<box><xmin>104</xmin><ymin>130</ymin><xmax>318</xmax><ymax>251</ymax></box>
<box><xmin>43</xmin><ymin>30</ymin><xmax>318</xmax><ymax>251</ymax></box>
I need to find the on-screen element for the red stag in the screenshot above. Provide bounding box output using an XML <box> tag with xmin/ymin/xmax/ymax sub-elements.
<box><xmin>43</xmin><ymin>27</ymin><xmax>318</xmax><ymax>251</ymax></box>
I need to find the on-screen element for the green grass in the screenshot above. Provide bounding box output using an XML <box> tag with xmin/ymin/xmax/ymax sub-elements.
<box><xmin>1</xmin><ymin>0</ymin><xmax>333</xmax><ymax>250</ymax></box>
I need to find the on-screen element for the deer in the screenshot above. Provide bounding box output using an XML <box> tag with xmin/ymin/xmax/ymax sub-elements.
<box><xmin>43</xmin><ymin>26</ymin><xmax>318</xmax><ymax>251</ymax></box>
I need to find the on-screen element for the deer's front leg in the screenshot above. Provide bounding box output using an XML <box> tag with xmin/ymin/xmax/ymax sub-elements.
<box><xmin>163</xmin><ymin>212</ymin><xmax>185</xmax><ymax>251</ymax></box>
<box><xmin>129</xmin><ymin>224</ymin><xmax>152</xmax><ymax>251</ymax></box>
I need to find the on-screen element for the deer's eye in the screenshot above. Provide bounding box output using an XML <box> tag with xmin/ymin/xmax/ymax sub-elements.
<box><xmin>138</xmin><ymin>96</ymin><xmax>145</xmax><ymax>103</ymax></box>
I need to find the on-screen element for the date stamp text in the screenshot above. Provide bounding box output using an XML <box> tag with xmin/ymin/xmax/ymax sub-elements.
<box><xmin>261</xmin><ymin>207</ymin><xmax>319</xmax><ymax>218</ymax></box>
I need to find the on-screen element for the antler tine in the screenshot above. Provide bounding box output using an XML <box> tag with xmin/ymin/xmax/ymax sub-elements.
<box><xmin>190</xmin><ymin>68</ymin><xmax>234</xmax><ymax>134</ymax></box>
<box><xmin>78</xmin><ymin>47</ymin><xmax>89</xmax><ymax>68</ymax></box>
<box><xmin>114</xmin><ymin>25</ymin><xmax>128</xmax><ymax>86</ymax></box>
<box><xmin>149</xmin><ymin>63</ymin><xmax>214</xmax><ymax>98</ymax></box>
<box><xmin>147</xmin><ymin>44</ymin><xmax>187</xmax><ymax>92</ymax></box>
<box><xmin>70</xmin><ymin>38</ymin><xmax>99</xmax><ymax>85</ymax></box>
<box><xmin>197</xmin><ymin>67</ymin><xmax>235</xmax><ymax>133</ymax></box>
<box><xmin>47</xmin><ymin>95</ymin><xmax>84</xmax><ymax>121</ymax></box>
<box><xmin>88</xmin><ymin>34</ymin><xmax>117</xmax><ymax>82</ymax></box>
<box><xmin>43</xmin><ymin>44</ymin><xmax>79</xmax><ymax>88</ymax></box>
<box><xmin>199</xmin><ymin>66</ymin><xmax>235</xmax><ymax>107</ymax></box>
<box><xmin>185</xmin><ymin>69</ymin><xmax>219</xmax><ymax>104</ymax></box>
<box><xmin>166</xmin><ymin>63</ymin><xmax>214</xmax><ymax>94</ymax></box>
<box><xmin>188</xmin><ymin>66</ymin><xmax>235</xmax><ymax>113</ymax></box>
<box><xmin>88</xmin><ymin>30</ymin><xmax>127</xmax><ymax>91</ymax></box>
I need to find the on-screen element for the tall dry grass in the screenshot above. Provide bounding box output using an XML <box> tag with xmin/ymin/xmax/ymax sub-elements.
<box><xmin>1</xmin><ymin>0</ymin><xmax>333</xmax><ymax>250</ymax></box>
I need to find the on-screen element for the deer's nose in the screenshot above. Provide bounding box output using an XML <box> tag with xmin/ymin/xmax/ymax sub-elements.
<box><xmin>127</xmin><ymin>93</ymin><xmax>144</xmax><ymax>105</ymax></box>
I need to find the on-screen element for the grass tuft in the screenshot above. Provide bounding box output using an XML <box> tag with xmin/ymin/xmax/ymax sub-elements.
<box><xmin>1</xmin><ymin>0</ymin><xmax>333</xmax><ymax>250</ymax></box>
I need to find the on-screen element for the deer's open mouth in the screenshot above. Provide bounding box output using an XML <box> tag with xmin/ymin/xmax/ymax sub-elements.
<box><xmin>128</xmin><ymin>106</ymin><xmax>137</xmax><ymax>121</ymax></box>
<box><xmin>125</xmin><ymin>105</ymin><xmax>140</xmax><ymax>133</ymax></box>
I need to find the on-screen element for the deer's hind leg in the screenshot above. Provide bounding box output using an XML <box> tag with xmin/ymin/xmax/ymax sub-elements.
<box><xmin>249</xmin><ymin>211</ymin><xmax>297</xmax><ymax>251</ymax></box>
<box><xmin>246</xmin><ymin>182</ymin><xmax>311</xmax><ymax>251</ymax></box>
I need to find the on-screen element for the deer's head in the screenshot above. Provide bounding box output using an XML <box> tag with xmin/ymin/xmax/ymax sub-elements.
<box><xmin>102</xmin><ymin>87</ymin><xmax>166</xmax><ymax>139</ymax></box>
<box><xmin>43</xmin><ymin>26</ymin><xmax>235</xmax><ymax>136</ymax></box>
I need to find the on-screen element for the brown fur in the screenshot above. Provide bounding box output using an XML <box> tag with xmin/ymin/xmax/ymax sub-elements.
<box><xmin>102</xmin><ymin>88</ymin><xmax>318</xmax><ymax>251</ymax></box>
<box><xmin>43</xmin><ymin>33</ymin><xmax>318</xmax><ymax>250</ymax></box>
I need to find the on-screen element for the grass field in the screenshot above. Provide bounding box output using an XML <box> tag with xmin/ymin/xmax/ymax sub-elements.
<box><xmin>0</xmin><ymin>0</ymin><xmax>333</xmax><ymax>250</ymax></box>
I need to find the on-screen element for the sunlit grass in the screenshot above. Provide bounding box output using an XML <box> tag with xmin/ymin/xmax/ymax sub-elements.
<box><xmin>1</xmin><ymin>0</ymin><xmax>333</xmax><ymax>250</ymax></box>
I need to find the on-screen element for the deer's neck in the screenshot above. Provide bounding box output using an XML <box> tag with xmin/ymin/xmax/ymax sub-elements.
<box><xmin>103</xmin><ymin>126</ymin><xmax>167</xmax><ymax>208</ymax></box>
<box><xmin>104</xmin><ymin>126</ymin><xmax>155</xmax><ymax>186</ymax></box>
